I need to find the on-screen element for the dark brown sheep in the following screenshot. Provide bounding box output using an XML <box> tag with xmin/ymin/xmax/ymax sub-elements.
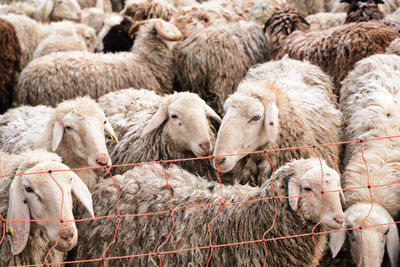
<box><xmin>264</xmin><ymin>3</ymin><xmax>400</xmax><ymax>93</ymax></box>
<box><xmin>0</xmin><ymin>18</ymin><xmax>21</xmax><ymax>114</ymax></box>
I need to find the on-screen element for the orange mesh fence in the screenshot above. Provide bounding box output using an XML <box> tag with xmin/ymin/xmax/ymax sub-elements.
<box><xmin>1</xmin><ymin>135</ymin><xmax>399</xmax><ymax>267</ymax></box>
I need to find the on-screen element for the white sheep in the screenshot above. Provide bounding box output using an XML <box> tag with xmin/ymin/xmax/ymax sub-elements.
<box><xmin>0</xmin><ymin>149</ymin><xmax>94</xmax><ymax>266</ymax></box>
<box><xmin>17</xmin><ymin>19</ymin><xmax>183</xmax><ymax>106</ymax></box>
<box><xmin>0</xmin><ymin>0</ymin><xmax>82</xmax><ymax>22</ymax></box>
<box><xmin>97</xmin><ymin>89</ymin><xmax>221</xmax><ymax>178</ymax></box>
<box><xmin>0</xmin><ymin>97</ymin><xmax>118</xmax><ymax>189</ymax></box>
<box><xmin>305</xmin><ymin>11</ymin><xmax>346</xmax><ymax>31</ymax></box>
<box><xmin>70</xmin><ymin>158</ymin><xmax>345</xmax><ymax>266</ymax></box>
<box><xmin>213</xmin><ymin>57</ymin><xmax>342</xmax><ymax>186</ymax></box>
<box><xmin>329</xmin><ymin>53</ymin><xmax>400</xmax><ymax>267</ymax></box>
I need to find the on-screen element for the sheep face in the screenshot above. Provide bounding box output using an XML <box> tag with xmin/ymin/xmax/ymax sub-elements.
<box><xmin>50</xmin><ymin>98</ymin><xmax>117</xmax><ymax>177</ymax></box>
<box><xmin>213</xmin><ymin>92</ymin><xmax>278</xmax><ymax>173</ymax></box>
<box><xmin>141</xmin><ymin>93</ymin><xmax>221</xmax><ymax>157</ymax></box>
<box><xmin>6</xmin><ymin>161</ymin><xmax>94</xmax><ymax>255</ymax></box>
<box><xmin>46</xmin><ymin>0</ymin><xmax>83</xmax><ymax>22</ymax></box>
<box><xmin>289</xmin><ymin>166</ymin><xmax>345</xmax><ymax>230</ymax></box>
<box><xmin>330</xmin><ymin>203</ymin><xmax>399</xmax><ymax>267</ymax></box>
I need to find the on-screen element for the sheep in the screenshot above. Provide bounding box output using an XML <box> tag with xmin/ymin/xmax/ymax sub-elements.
<box><xmin>328</xmin><ymin>54</ymin><xmax>400</xmax><ymax>267</ymax></box>
<box><xmin>264</xmin><ymin>3</ymin><xmax>400</xmax><ymax>90</ymax></box>
<box><xmin>1</xmin><ymin>14</ymin><xmax>96</xmax><ymax>68</ymax></box>
<box><xmin>175</xmin><ymin>20</ymin><xmax>269</xmax><ymax>115</ymax></box>
<box><xmin>94</xmin><ymin>13</ymin><xmax>123</xmax><ymax>51</ymax></box>
<box><xmin>102</xmin><ymin>16</ymin><xmax>134</xmax><ymax>52</ymax></box>
<box><xmin>0</xmin><ymin>149</ymin><xmax>94</xmax><ymax>266</ymax></box>
<box><xmin>16</xmin><ymin>19</ymin><xmax>183</xmax><ymax>106</ymax></box>
<box><xmin>78</xmin><ymin>0</ymin><xmax>112</xmax><ymax>12</ymax></box>
<box><xmin>70</xmin><ymin>158</ymin><xmax>345</xmax><ymax>266</ymax></box>
<box><xmin>305</xmin><ymin>12</ymin><xmax>346</xmax><ymax>31</ymax></box>
<box><xmin>32</xmin><ymin>21</ymin><xmax>97</xmax><ymax>59</ymax></box>
<box><xmin>121</xmin><ymin>0</ymin><xmax>177</xmax><ymax>21</ymax></box>
<box><xmin>287</xmin><ymin>0</ymin><xmax>325</xmax><ymax>16</ymax></box>
<box><xmin>0</xmin><ymin>17</ymin><xmax>21</xmax><ymax>114</ymax></box>
<box><xmin>213</xmin><ymin>57</ymin><xmax>342</xmax><ymax>186</ymax></box>
<box><xmin>332</xmin><ymin>0</ymin><xmax>400</xmax><ymax>15</ymax></box>
<box><xmin>0</xmin><ymin>97</ymin><xmax>118</xmax><ymax>189</ymax></box>
<box><xmin>0</xmin><ymin>0</ymin><xmax>82</xmax><ymax>22</ymax></box>
<box><xmin>386</xmin><ymin>37</ymin><xmax>400</xmax><ymax>55</ymax></box>
<box><xmin>97</xmin><ymin>89</ymin><xmax>221</xmax><ymax>178</ymax></box>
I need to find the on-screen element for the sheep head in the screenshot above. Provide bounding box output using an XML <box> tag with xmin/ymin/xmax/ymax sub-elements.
<box><xmin>141</xmin><ymin>92</ymin><xmax>221</xmax><ymax>157</ymax></box>
<box><xmin>286</xmin><ymin>161</ymin><xmax>345</xmax><ymax>230</ymax></box>
<box><xmin>330</xmin><ymin>203</ymin><xmax>399</xmax><ymax>267</ymax></box>
<box><xmin>128</xmin><ymin>18</ymin><xmax>183</xmax><ymax>41</ymax></box>
<box><xmin>102</xmin><ymin>17</ymin><xmax>134</xmax><ymax>53</ymax></box>
<box><xmin>36</xmin><ymin>0</ymin><xmax>82</xmax><ymax>22</ymax></box>
<box><xmin>6</xmin><ymin>152</ymin><xmax>93</xmax><ymax>255</ymax></box>
<box><xmin>213</xmin><ymin>81</ymin><xmax>283</xmax><ymax>173</ymax></box>
<box><xmin>45</xmin><ymin>97</ymin><xmax>117</xmax><ymax>178</ymax></box>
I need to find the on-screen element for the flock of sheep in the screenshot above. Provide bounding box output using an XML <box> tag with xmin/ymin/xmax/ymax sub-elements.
<box><xmin>0</xmin><ymin>0</ymin><xmax>399</xmax><ymax>266</ymax></box>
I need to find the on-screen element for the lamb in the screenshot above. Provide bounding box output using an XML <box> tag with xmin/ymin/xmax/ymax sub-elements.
<box><xmin>0</xmin><ymin>97</ymin><xmax>118</xmax><ymax>189</ymax></box>
<box><xmin>0</xmin><ymin>17</ymin><xmax>21</xmax><ymax>114</ymax></box>
<box><xmin>175</xmin><ymin>20</ymin><xmax>269</xmax><ymax>114</ymax></box>
<box><xmin>97</xmin><ymin>89</ymin><xmax>221</xmax><ymax>178</ymax></box>
<box><xmin>70</xmin><ymin>158</ymin><xmax>345</xmax><ymax>266</ymax></box>
<box><xmin>32</xmin><ymin>21</ymin><xmax>97</xmax><ymax>59</ymax></box>
<box><xmin>329</xmin><ymin>54</ymin><xmax>400</xmax><ymax>267</ymax></box>
<box><xmin>121</xmin><ymin>0</ymin><xmax>177</xmax><ymax>21</ymax></box>
<box><xmin>213</xmin><ymin>57</ymin><xmax>342</xmax><ymax>186</ymax></box>
<box><xmin>16</xmin><ymin>19</ymin><xmax>183</xmax><ymax>106</ymax></box>
<box><xmin>0</xmin><ymin>0</ymin><xmax>82</xmax><ymax>22</ymax></box>
<box><xmin>0</xmin><ymin>149</ymin><xmax>94</xmax><ymax>266</ymax></box>
<box><xmin>264</xmin><ymin>3</ymin><xmax>400</xmax><ymax>89</ymax></box>
<box><xmin>305</xmin><ymin>12</ymin><xmax>346</xmax><ymax>31</ymax></box>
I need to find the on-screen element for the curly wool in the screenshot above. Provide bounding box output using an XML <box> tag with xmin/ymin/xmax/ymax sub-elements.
<box><xmin>16</xmin><ymin>20</ymin><xmax>176</xmax><ymax>106</ymax></box>
<box><xmin>175</xmin><ymin>20</ymin><xmax>269</xmax><ymax>114</ymax></box>
<box><xmin>121</xmin><ymin>0</ymin><xmax>177</xmax><ymax>20</ymax></box>
<box><xmin>266</xmin><ymin>4</ymin><xmax>400</xmax><ymax>91</ymax></box>
<box><xmin>72</xmin><ymin>158</ymin><xmax>330</xmax><ymax>266</ymax></box>
<box><xmin>0</xmin><ymin>17</ymin><xmax>21</xmax><ymax>114</ymax></box>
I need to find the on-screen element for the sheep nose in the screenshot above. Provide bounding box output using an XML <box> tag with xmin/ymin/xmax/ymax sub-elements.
<box><xmin>61</xmin><ymin>229</ymin><xmax>75</xmax><ymax>243</ymax></box>
<box><xmin>96</xmin><ymin>153</ymin><xmax>110</xmax><ymax>166</ymax></box>
<box><xmin>199</xmin><ymin>142</ymin><xmax>211</xmax><ymax>155</ymax></box>
<box><xmin>215</xmin><ymin>157</ymin><xmax>226</xmax><ymax>166</ymax></box>
<box><xmin>333</xmin><ymin>215</ymin><xmax>345</xmax><ymax>225</ymax></box>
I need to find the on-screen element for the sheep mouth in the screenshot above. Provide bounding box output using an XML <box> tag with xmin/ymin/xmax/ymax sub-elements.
<box><xmin>55</xmin><ymin>239</ymin><xmax>76</xmax><ymax>252</ymax></box>
<box><xmin>94</xmin><ymin>167</ymin><xmax>109</xmax><ymax>177</ymax></box>
<box><xmin>323</xmin><ymin>220</ymin><xmax>344</xmax><ymax>231</ymax></box>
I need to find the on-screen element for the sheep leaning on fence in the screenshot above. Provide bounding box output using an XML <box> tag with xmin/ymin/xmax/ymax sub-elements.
<box><xmin>97</xmin><ymin>89</ymin><xmax>221</xmax><ymax>178</ymax></box>
<box><xmin>17</xmin><ymin>19</ymin><xmax>183</xmax><ymax>106</ymax></box>
<box><xmin>329</xmin><ymin>54</ymin><xmax>400</xmax><ymax>267</ymax></box>
<box><xmin>0</xmin><ymin>17</ymin><xmax>21</xmax><ymax>114</ymax></box>
<box><xmin>0</xmin><ymin>149</ymin><xmax>94</xmax><ymax>266</ymax></box>
<box><xmin>213</xmin><ymin>57</ymin><xmax>342</xmax><ymax>186</ymax></box>
<box><xmin>71</xmin><ymin>158</ymin><xmax>344</xmax><ymax>266</ymax></box>
<box><xmin>264</xmin><ymin>3</ymin><xmax>400</xmax><ymax>90</ymax></box>
<box><xmin>0</xmin><ymin>97</ymin><xmax>118</xmax><ymax>189</ymax></box>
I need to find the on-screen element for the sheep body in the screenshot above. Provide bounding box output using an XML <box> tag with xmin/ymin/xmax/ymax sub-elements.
<box><xmin>176</xmin><ymin>20</ymin><xmax>269</xmax><ymax>114</ymax></box>
<box><xmin>121</xmin><ymin>0</ymin><xmax>177</xmax><ymax>20</ymax></box>
<box><xmin>16</xmin><ymin>19</ymin><xmax>180</xmax><ymax>106</ymax></box>
<box><xmin>288</xmin><ymin>0</ymin><xmax>325</xmax><ymax>16</ymax></box>
<box><xmin>305</xmin><ymin>12</ymin><xmax>346</xmax><ymax>31</ymax></box>
<box><xmin>214</xmin><ymin>57</ymin><xmax>342</xmax><ymax>185</ymax></box>
<box><xmin>72</xmin><ymin>158</ymin><xmax>344</xmax><ymax>266</ymax></box>
<box><xmin>0</xmin><ymin>17</ymin><xmax>21</xmax><ymax>114</ymax></box>
<box><xmin>266</xmin><ymin>4</ymin><xmax>400</xmax><ymax>90</ymax></box>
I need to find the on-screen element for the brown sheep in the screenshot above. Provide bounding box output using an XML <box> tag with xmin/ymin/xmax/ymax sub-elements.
<box><xmin>0</xmin><ymin>18</ymin><xmax>21</xmax><ymax>114</ymax></box>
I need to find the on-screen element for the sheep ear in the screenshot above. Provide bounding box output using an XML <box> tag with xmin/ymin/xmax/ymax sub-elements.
<box><xmin>141</xmin><ymin>106</ymin><xmax>168</xmax><ymax>138</ymax></box>
<box><xmin>205</xmin><ymin>104</ymin><xmax>221</xmax><ymax>123</ymax></box>
<box><xmin>104</xmin><ymin>120</ymin><xmax>118</xmax><ymax>142</ymax></box>
<box><xmin>386</xmin><ymin>216</ymin><xmax>399</xmax><ymax>267</ymax></box>
<box><xmin>299</xmin><ymin>16</ymin><xmax>310</xmax><ymax>27</ymax></box>
<box><xmin>287</xmin><ymin>180</ymin><xmax>300</xmax><ymax>211</ymax></box>
<box><xmin>262</xmin><ymin>19</ymin><xmax>271</xmax><ymax>33</ymax></box>
<box><xmin>154</xmin><ymin>19</ymin><xmax>183</xmax><ymax>41</ymax></box>
<box><xmin>7</xmin><ymin>176</ymin><xmax>30</xmax><ymax>255</ymax></box>
<box><xmin>43</xmin><ymin>0</ymin><xmax>54</xmax><ymax>19</ymax></box>
<box><xmin>264</xmin><ymin>102</ymin><xmax>279</xmax><ymax>144</ymax></box>
<box><xmin>71</xmin><ymin>175</ymin><xmax>95</xmax><ymax>218</ymax></box>
<box><xmin>52</xmin><ymin>121</ymin><xmax>64</xmax><ymax>151</ymax></box>
<box><xmin>340</xmin><ymin>191</ymin><xmax>346</xmax><ymax>204</ymax></box>
<box><xmin>329</xmin><ymin>230</ymin><xmax>346</xmax><ymax>258</ymax></box>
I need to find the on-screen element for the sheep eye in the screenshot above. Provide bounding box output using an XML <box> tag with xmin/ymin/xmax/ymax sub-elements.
<box><xmin>24</xmin><ymin>186</ymin><xmax>34</xmax><ymax>193</ymax></box>
<box><xmin>65</xmin><ymin>126</ymin><xmax>72</xmax><ymax>130</ymax></box>
<box><xmin>303</xmin><ymin>187</ymin><xmax>312</xmax><ymax>192</ymax></box>
<box><xmin>171</xmin><ymin>114</ymin><xmax>178</xmax><ymax>119</ymax></box>
<box><xmin>252</xmin><ymin>115</ymin><xmax>261</xmax><ymax>121</ymax></box>
<box><xmin>104</xmin><ymin>120</ymin><xmax>107</xmax><ymax>124</ymax></box>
